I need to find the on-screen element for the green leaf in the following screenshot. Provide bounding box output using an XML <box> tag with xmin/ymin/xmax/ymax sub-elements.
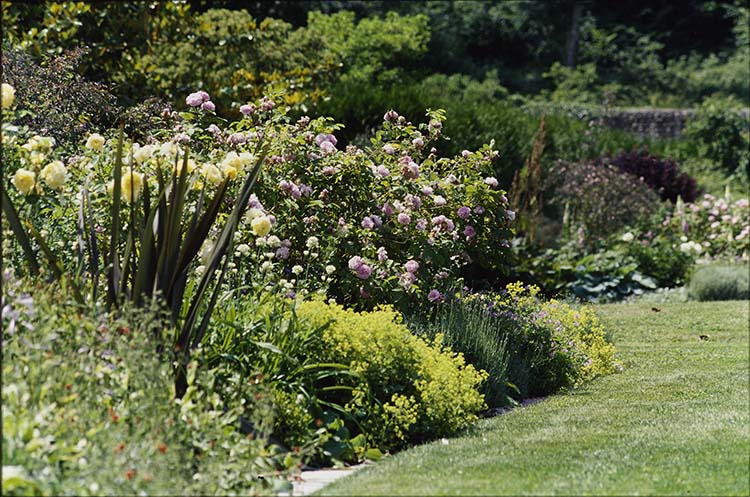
<box><xmin>1</xmin><ymin>188</ymin><xmax>40</xmax><ymax>275</ymax></box>
<box><xmin>364</xmin><ymin>447</ymin><xmax>385</xmax><ymax>461</ymax></box>
<box><xmin>108</xmin><ymin>127</ymin><xmax>124</xmax><ymax>305</ymax></box>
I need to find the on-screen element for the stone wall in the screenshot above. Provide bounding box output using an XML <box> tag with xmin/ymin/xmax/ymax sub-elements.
<box><xmin>600</xmin><ymin>108</ymin><xmax>750</xmax><ymax>139</ymax></box>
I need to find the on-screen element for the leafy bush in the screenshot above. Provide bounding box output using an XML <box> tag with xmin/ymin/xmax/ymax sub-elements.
<box><xmin>296</xmin><ymin>300</ymin><xmax>487</xmax><ymax>452</ymax></box>
<box><xmin>683</xmin><ymin>95</ymin><xmax>750</xmax><ymax>179</ymax></box>
<box><xmin>225</xmin><ymin>106</ymin><xmax>514</xmax><ymax>311</ymax></box>
<box><xmin>688</xmin><ymin>264</ymin><xmax>750</xmax><ymax>301</ymax></box>
<box><xmin>606</xmin><ymin>151</ymin><xmax>701</xmax><ymax>203</ymax></box>
<box><xmin>200</xmin><ymin>293</ymin><xmax>358</xmax><ymax>465</ymax></box>
<box><xmin>1</xmin><ymin>278</ymin><xmax>296</xmax><ymax>496</ymax></box>
<box><xmin>130</xmin><ymin>9</ymin><xmax>328</xmax><ymax>113</ymax></box>
<box><xmin>1</xmin><ymin>46</ymin><xmax>118</xmax><ymax>151</ymax></box>
<box><xmin>547</xmin><ymin>160</ymin><xmax>660</xmax><ymax>244</ymax></box>
<box><xmin>623</xmin><ymin>230</ymin><xmax>695</xmax><ymax>288</ymax></box>
<box><xmin>565</xmin><ymin>248</ymin><xmax>658</xmax><ymax>303</ymax></box>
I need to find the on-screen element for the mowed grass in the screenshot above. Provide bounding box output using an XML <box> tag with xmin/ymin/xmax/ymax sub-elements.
<box><xmin>322</xmin><ymin>301</ymin><xmax>750</xmax><ymax>496</ymax></box>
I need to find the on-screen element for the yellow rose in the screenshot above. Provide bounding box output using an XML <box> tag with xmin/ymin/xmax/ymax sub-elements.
<box><xmin>40</xmin><ymin>161</ymin><xmax>67</xmax><ymax>189</ymax></box>
<box><xmin>29</xmin><ymin>151</ymin><xmax>46</xmax><ymax>166</ymax></box>
<box><xmin>1</xmin><ymin>83</ymin><xmax>15</xmax><ymax>109</ymax></box>
<box><xmin>36</xmin><ymin>136</ymin><xmax>55</xmax><ymax>151</ymax></box>
<box><xmin>201</xmin><ymin>163</ymin><xmax>223</xmax><ymax>186</ymax></box>
<box><xmin>251</xmin><ymin>216</ymin><xmax>272</xmax><ymax>237</ymax></box>
<box><xmin>133</xmin><ymin>144</ymin><xmax>155</xmax><ymax>164</ymax></box>
<box><xmin>121</xmin><ymin>170</ymin><xmax>144</xmax><ymax>203</ymax></box>
<box><xmin>221</xmin><ymin>163</ymin><xmax>237</xmax><ymax>181</ymax></box>
<box><xmin>174</xmin><ymin>158</ymin><xmax>196</xmax><ymax>176</ymax></box>
<box><xmin>223</xmin><ymin>151</ymin><xmax>244</xmax><ymax>174</ymax></box>
<box><xmin>24</xmin><ymin>135</ymin><xmax>55</xmax><ymax>152</ymax></box>
<box><xmin>12</xmin><ymin>169</ymin><xmax>36</xmax><ymax>195</ymax></box>
<box><xmin>86</xmin><ymin>133</ymin><xmax>105</xmax><ymax>150</ymax></box>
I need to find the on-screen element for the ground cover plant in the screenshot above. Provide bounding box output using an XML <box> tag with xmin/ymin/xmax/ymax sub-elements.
<box><xmin>322</xmin><ymin>300</ymin><xmax>750</xmax><ymax>496</ymax></box>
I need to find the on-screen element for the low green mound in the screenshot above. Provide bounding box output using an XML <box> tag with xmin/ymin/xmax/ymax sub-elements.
<box><xmin>689</xmin><ymin>263</ymin><xmax>750</xmax><ymax>301</ymax></box>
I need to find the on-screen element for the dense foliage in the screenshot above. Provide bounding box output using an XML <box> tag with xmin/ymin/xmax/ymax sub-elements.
<box><xmin>606</xmin><ymin>151</ymin><xmax>700</xmax><ymax>203</ymax></box>
<box><xmin>2</xmin><ymin>0</ymin><xmax>747</xmax><ymax>492</ymax></box>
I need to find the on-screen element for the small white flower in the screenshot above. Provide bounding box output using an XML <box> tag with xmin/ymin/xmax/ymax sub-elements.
<box><xmin>266</xmin><ymin>235</ymin><xmax>281</xmax><ymax>248</ymax></box>
<box><xmin>235</xmin><ymin>243</ymin><xmax>251</xmax><ymax>257</ymax></box>
<box><xmin>292</xmin><ymin>265</ymin><xmax>304</xmax><ymax>275</ymax></box>
<box><xmin>621</xmin><ymin>232</ymin><xmax>634</xmax><ymax>242</ymax></box>
<box><xmin>325</xmin><ymin>265</ymin><xmax>336</xmax><ymax>274</ymax></box>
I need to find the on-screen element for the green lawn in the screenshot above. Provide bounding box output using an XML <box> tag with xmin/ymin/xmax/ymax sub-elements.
<box><xmin>321</xmin><ymin>301</ymin><xmax>750</xmax><ymax>496</ymax></box>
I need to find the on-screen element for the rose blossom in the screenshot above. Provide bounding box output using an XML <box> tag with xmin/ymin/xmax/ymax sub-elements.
<box><xmin>361</xmin><ymin>217</ymin><xmax>375</xmax><ymax>229</ymax></box>
<box><xmin>397</xmin><ymin>213</ymin><xmax>411</xmax><ymax>225</ymax></box>
<box><xmin>186</xmin><ymin>92</ymin><xmax>203</xmax><ymax>107</ymax></box>
<box><xmin>404</xmin><ymin>259</ymin><xmax>419</xmax><ymax>274</ymax></box>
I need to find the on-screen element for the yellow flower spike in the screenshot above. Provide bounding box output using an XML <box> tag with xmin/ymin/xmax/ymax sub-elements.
<box><xmin>133</xmin><ymin>144</ymin><xmax>155</xmax><ymax>164</ymax></box>
<box><xmin>223</xmin><ymin>151</ymin><xmax>244</xmax><ymax>174</ymax></box>
<box><xmin>221</xmin><ymin>163</ymin><xmax>238</xmax><ymax>181</ymax></box>
<box><xmin>174</xmin><ymin>158</ymin><xmax>196</xmax><ymax>176</ymax></box>
<box><xmin>201</xmin><ymin>163</ymin><xmax>223</xmax><ymax>186</ymax></box>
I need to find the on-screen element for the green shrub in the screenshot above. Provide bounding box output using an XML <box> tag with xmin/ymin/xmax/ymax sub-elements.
<box><xmin>296</xmin><ymin>300</ymin><xmax>487</xmax><ymax>452</ymax></box>
<box><xmin>201</xmin><ymin>293</ymin><xmax>355</xmax><ymax>465</ymax></box>
<box><xmin>624</xmin><ymin>231</ymin><xmax>695</xmax><ymax>288</ymax></box>
<box><xmin>1</xmin><ymin>46</ymin><xmax>119</xmax><ymax>151</ymax></box>
<box><xmin>688</xmin><ymin>264</ymin><xmax>750</xmax><ymax>301</ymax></box>
<box><xmin>683</xmin><ymin>95</ymin><xmax>750</xmax><ymax>179</ymax></box>
<box><xmin>547</xmin><ymin>160</ymin><xmax>660</xmax><ymax>245</ymax></box>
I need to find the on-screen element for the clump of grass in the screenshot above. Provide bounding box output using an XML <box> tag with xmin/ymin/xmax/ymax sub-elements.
<box><xmin>688</xmin><ymin>264</ymin><xmax>749</xmax><ymax>301</ymax></box>
<box><xmin>408</xmin><ymin>295</ymin><xmax>510</xmax><ymax>408</ymax></box>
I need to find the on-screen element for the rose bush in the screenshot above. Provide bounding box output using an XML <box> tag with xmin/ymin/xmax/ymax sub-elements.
<box><xmin>665</xmin><ymin>193</ymin><xmax>749</xmax><ymax>262</ymax></box>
